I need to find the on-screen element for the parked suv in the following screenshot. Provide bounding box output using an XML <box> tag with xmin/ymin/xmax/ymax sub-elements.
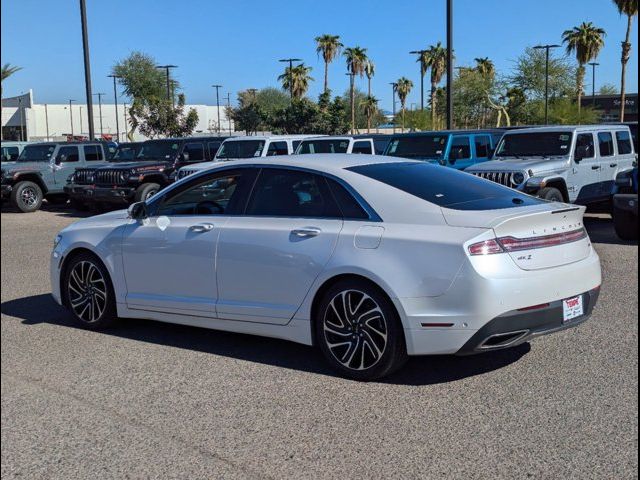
<box><xmin>177</xmin><ymin>135</ymin><xmax>316</xmax><ymax>179</ymax></box>
<box><xmin>1</xmin><ymin>141</ymin><xmax>114</xmax><ymax>212</ymax></box>
<box><xmin>382</xmin><ymin>129</ymin><xmax>504</xmax><ymax>170</ymax></box>
<box><xmin>466</xmin><ymin>125</ymin><xmax>637</xmax><ymax>205</ymax></box>
<box><xmin>74</xmin><ymin>136</ymin><xmax>228</xmax><ymax>207</ymax></box>
<box><xmin>295</xmin><ymin>136</ymin><xmax>375</xmax><ymax>155</ymax></box>
<box><xmin>612</xmin><ymin>166</ymin><xmax>638</xmax><ymax>240</ymax></box>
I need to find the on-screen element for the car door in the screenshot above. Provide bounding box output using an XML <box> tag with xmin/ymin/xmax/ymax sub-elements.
<box><xmin>611</xmin><ymin>129</ymin><xmax>636</xmax><ymax>193</ymax></box>
<box><xmin>120</xmin><ymin>168</ymin><xmax>255</xmax><ymax>317</ymax></box>
<box><xmin>447</xmin><ymin>136</ymin><xmax>472</xmax><ymax>170</ymax></box>
<box><xmin>53</xmin><ymin>145</ymin><xmax>81</xmax><ymax>186</ymax></box>
<box><xmin>569</xmin><ymin>132</ymin><xmax>601</xmax><ymax>203</ymax></box>
<box><xmin>472</xmin><ymin>134</ymin><xmax>492</xmax><ymax>166</ymax></box>
<box><xmin>216</xmin><ymin>167</ymin><xmax>344</xmax><ymax>324</ymax></box>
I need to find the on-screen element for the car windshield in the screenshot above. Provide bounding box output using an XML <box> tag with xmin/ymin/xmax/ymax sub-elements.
<box><xmin>495</xmin><ymin>132</ymin><xmax>573</xmax><ymax>158</ymax></box>
<box><xmin>111</xmin><ymin>144</ymin><xmax>142</xmax><ymax>161</ymax></box>
<box><xmin>216</xmin><ymin>140</ymin><xmax>265</xmax><ymax>159</ymax></box>
<box><xmin>297</xmin><ymin>139</ymin><xmax>350</xmax><ymax>154</ymax></box>
<box><xmin>16</xmin><ymin>144</ymin><xmax>56</xmax><ymax>162</ymax></box>
<box><xmin>384</xmin><ymin>135</ymin><xmax>450</xmax><ymax>159</ymax></box>
<box><xmin>135</xmin><ymin>141</ymin><xmax>180</xmax><ymax>161</ymax></box>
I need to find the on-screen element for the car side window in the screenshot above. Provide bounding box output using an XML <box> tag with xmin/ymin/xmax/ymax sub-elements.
<box><xmin>184</xmin><ymin>142</ymin><xmax>205</xmax><ymax>161</ymax></box>
<box><xmin>155</xmin><ymin>170</ymin><xmax>248</xmax><ymax>216</ymax></box>
<box><xmin>245</xmin><ymin>168</ymin><xmax>341</xmax><ymax>218</ymax></box>
<box><xmin>2</xmin><ymin>146</ymin><xmax>19</xmax><ymax>161</ymax></box>
<box><xmin>474</xmin><ymin>135</ymin><xmax>491</xmax><ymax>158</ymax></box>
<box><xmin>598</xmin><ymin>132</ymin><xmax>614</xmax><ymax>157</ymax></box>
<box><xmin>615</xmin><ymin>130</ymin><xmax>633</xmax><ymax>155</ymax></box>
<box><xmin>207</xmin><ymin>142</ymin><xmax>222</xmax><ymax>158</ymax></box>
<box><xmin>325</xmin><ymin>178</ymin><xmax>369</xmax><ymax>219</ymax></box>
<box><xmin>266</xmin><ymin>141</ymin><xmax>289</xmax><ymax>156</ymax></box>
<box><xmin>449</xmin><ymin>136</ymin><xmax>471</xmax><ymax>161</ymax></box>
<box><xmin>83</xmin><ymin>145</ymin><xmax>104</xmax><ymax>161</ymax></box>
<box><xmin>576</xmin><ymin>133</ymin><xmax>595</xmax><ymax>159</ymax></box>
<box><xmin>292</xmin><ymin>140</ymin><xmax>302</xmax><ymax>151</ymax></box>
<box><xmin>352</xmin><ymin>141</ymin><xmax>373</xmax><ymax>154</ymax></box>
<box><xmin>57</xmin><ymin>146</ymin><xmax>79</xmax><ymax>162</ymax></box>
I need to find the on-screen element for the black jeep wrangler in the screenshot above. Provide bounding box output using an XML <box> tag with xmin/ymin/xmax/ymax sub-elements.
<box><xmin>67</xmin><ymin>136</ymin><xmax>228</xmax><ymax>209</ymax></box>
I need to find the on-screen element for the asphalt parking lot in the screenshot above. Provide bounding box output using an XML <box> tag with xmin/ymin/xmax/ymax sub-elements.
<box><xmin>1</xmin><ymin>205</ymin><xmax>637</xmax><ymax>479</ymax></box>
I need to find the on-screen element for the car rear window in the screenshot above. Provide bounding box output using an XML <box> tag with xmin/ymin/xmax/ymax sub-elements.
<box><xmin>347</xmin><ymin>162</ymin><xmax>545</xmax><ymax>210</ymax></box>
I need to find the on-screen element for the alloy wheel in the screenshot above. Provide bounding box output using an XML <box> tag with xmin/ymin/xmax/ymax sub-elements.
<box><xmin>67</xmin><ymin>260</ymin><xmax>108</xmax><ymax>323</ymax></box>
<box><xmin>20</xmin><ymin>187</ymin><xmax>39</xmax><ymax>207</ymax></box>
<box><xmin>323</xmin><ymin>289</ymin><xmax>388</xmax><ymax>371</ymax></box>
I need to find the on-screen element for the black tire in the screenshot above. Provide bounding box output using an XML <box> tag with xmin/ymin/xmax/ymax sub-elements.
<box><xmin>134</xmin><ymin>182</ymin><xmax>161</xmax><ymax>202</ymax></box>
<box><xmin>62</xmin><ymin>252</ymin><xmax>117</xmax><ymax>330</ymax></box>
<box><xmin>315</xmin><ymin>279</ymin><xmax>408</xmax><ymax>381</ymax></box>
<box><xmin>538</xmin><ymin>187</ymin><xmax>564</xmax><ymax>202</ymax></box>
<box><xmin>10</xmin><ymin>181</ymin><xmax>43</xmax><ymax>213</ymax></box>
<box><xmin>46</xmin><ymin>194</ymin><xmax>68</xmax><ymax>205</ymax></box>
<box><xmin>70</xmin><ymin>198</ymin><xmax>89</xmax><ymax>211</ymax></box>
<box><xmin>613</xmin><ymin>205</ymin><xmax>638</xmax><ymax>241</ymax></box>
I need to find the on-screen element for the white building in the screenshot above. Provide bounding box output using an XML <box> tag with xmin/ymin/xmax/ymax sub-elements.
<box><xmin>1</xmin><ymin>90</ymin><xmax>234</xmax><ymax>142</ymax></box>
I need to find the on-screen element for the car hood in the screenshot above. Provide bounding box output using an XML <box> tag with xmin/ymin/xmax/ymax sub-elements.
<box><xmin>62</xmin><ymin>209</ymin><xmax>130</xmax><ymax>232</ymax></box>
<box><xmin>466</xmin><ymin>157</ymin><xmax>570</xmax><ymax>172</ymax></box>
<box><xmin>1</xmin><ymin>161</ymin><xmax>49</xmax><ymax>172</ymax></box>
<box><xmin>97</xmin><ymin>161</ymin><xmax>170</xmax><ymax>171</ymax></box>
<box><xmin>181</xmin><ymin>161</ymin><xmax>217</xmax><ymax>171</ymax></box>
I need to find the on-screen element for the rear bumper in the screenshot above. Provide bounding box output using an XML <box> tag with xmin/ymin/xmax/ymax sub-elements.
<box><xmin>613</xmin><ymin>193</ymin><xmax>638</xmax><ymax>216</ymax></box>
<box><xmin>86</xmin><ymin>185</ymin><xmax>136</xmax><ymax>204</ymax></box>
<box><xmin>456</xmin><ymin>286</ymin><xmax>599</xmax><ymax>355</ymax></box>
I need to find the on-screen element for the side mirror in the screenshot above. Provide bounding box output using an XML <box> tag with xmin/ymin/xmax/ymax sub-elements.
<box><xmin>127</xmin><ymin>201</ymin><xmax>148</xmax><ymax>220</ymax></box>
<box><xmin>574</xmin><ymin>145</ymin><xmax>589</xmax><ymax>163</ymax></box>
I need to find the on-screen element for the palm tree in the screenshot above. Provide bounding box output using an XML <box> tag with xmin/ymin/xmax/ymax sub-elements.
<box><xmin>315</xmin><ymin>34</ymin><xmax>343</xmax><ymax>94</ymax></box>
<box><xmin>416</xmin><ymin>50</ymin><xmax>429</xmax><ymax>110</ymax></box>
<box><xmin>361</xmin><ymin>95</ymin><xmax>378</xmax><ymax>133</ymax></box>
<box><xmin>395</xmin><ymin>77</ymin><xmax>413</xmax><ymax>132</ymax></box>
<box><xmin>423</xmin><ymin>42</ymin><xmax>447</xmax><ymax>129</ymax></box>
<box><xmin>344</xmin><ymin>46</ymin><xmax>368</xmax><ymax>133</ymax></box>
<box><xmin>1</xmin><ymin>63</ymin><xmax>22</xmax><ymax>141</ymax></box>
<box><xmin>278</xmin><ymin>64</ymin><xmax>314</xmax><ymax>100</ymax></box>
<box><xmin>474</xmin><ymin>57</ymin><xmax>495</xmax><ymax>80</ymax></box>
<box><xmin>364</xmin><ymin>59</ymin><xmax>375</xmax><ymax>97</ymax></box>
<box><xmin>612</xmin><ymin>0</ymin><xmax>638</xmax><ymax>121</ymax></box>
<box><xmin>562</xmin><ymin>22</ymin><xmax>606</xmax><ymax>118</ymax></box>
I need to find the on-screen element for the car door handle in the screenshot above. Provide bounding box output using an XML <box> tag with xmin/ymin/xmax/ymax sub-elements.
<box><xmin>610</xmin><ymin>163</ymin><xmax>617</xmax><ymax>168</ymax></box>
<box><xmin>591</xmin><ymin>165</ymin><xmax>600</xmax><ymax>170</ymax></box>
<box><xmin>291</xmin><ymin>228</ymin><xmax>321</xmax><ymax>238</ymax></box>
<box><xmin>189</xmin><ymin>223</ymin><xmax>215</xmax><ymax>233</ymax></box>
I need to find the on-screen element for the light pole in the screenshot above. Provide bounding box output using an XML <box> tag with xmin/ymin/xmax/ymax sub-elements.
<box><xmin>44</xmin><ymin>103</ymin><xmax>50</xmax><ymax>140</ymax></box>
<box><xmin>123</xmin><ymin>103</ymin><xmax>128</xmax><ymax>139</ymax></box>
<box><xmin>390</xmin><ymin>82</ymin><xmax>398</xmax><ymax>134</ymax></box>
<box><xmin>18</xmin><ymin>98</ymin><xmax>24</xmax><ymax>141</ymax></box>
<box><xmin>212</xmin><ymin>84</ymin><xmax>222</xmax><ymax>134</ymax></box>
<box><xmin>79</xmin><ymin>106</ymin><xmax>83</xmax><ymax>136</ymax></box>
<box><xmin>108</xmin><ymin>74</ymin><xmax>120</xmax><ymax>141</ymax></box>
<box><xmin>446</xmin><ymin>0</ymin><xmax>453</xmax><ymax>129</ymax></box>
<box><xmin>533</xmin><ymin>44</ymin><xmax>560</xmax><ymax>125</ymax></box>
<box><xmin>410</xmin><ymin>49</ymin><xmax>428</xmax><ymax>110</ymax></box>
<box><xmin>226</xmin><ymin>92</ymin><xmax>232</xmax><ymax>135</ymax></box>
<box><xmin>93</xmin><ymin>92</ymin><xmax>105</xmax><ymax>137</ymax></box>
<box><xmin>588</xmin><ymin>62</ymin><xmax>599</xmax><ymax>108</ymax></box>
<box><xmin>279</xmin><ymin>58</ymin><xmax>302</xmax><ymax>99</ymax></box>
<box><xmin>346</xmin><ymin>72</ymin><xmax>355</xmax><ymax>134</ymax></box>
<box><xmin>69</xmin><ymin>99</ymin><xmax>76</xmax><ymax>137</ymax></box>
<box><xmin>79</xmin><ymin>0</ymin><xmax>95</xmax><ymax>140</ymax></box>
<box><xmin>156</xmin><ymin>65</ymin><xmax>177</xmax><ymax>107</ymax></box>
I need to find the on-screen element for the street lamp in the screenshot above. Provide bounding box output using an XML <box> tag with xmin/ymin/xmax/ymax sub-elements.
<box><xmin>156</xmin><ymin>64</ymin><xmax>177</xmax><ymax>107</ymax></box>
<box><xmin>212</xmin><ymin>84</ymin><xmax>222</xmax><ymax>134</ymax></box>
<box><xmin>226</xmin><ymin>92</ymin><xmax>233</xmax><ymax>135</ymax></box>
<box><xmin>390</xmin><ymin>82</ymin><xmax>398</xmax><ymax>134</ymax></box>
<box><xmin>79</xmin><ymin>0</ymin><xmax>95</xmax><ymax>140</ymax></box>
<box><xmin>588</xmin><ymin>62</ymin><xmax>599</xmax><ymax>107</ymax></box>
<box><xmin>93</xmin><ymin>92</ymin><xmax>105</xmax><ymax>137</ymax></box>
<box><xmin>18</xmin><ymin>98</ymin><xmax>24</xmax><ymax>141</ymax></box>
<box><xmin>409</xmin><ymin>49</ymin><xmax>428</xmax><ymax>110</ymax></box>
<box><xmin>533</xmin><ymin>44</ymin><xmax>561</xmax><ymax>125</ymax></box>
<box><xmin>69</xmin><ymin>99</ymin><xmax>76</xmax><ymax>137</ymax></box>
<box><xmin>278</xmin><ymin>58</ymin><xmax>302</xmax><ymax>99</ymax></box>
<box><xmin>107</xmin><ymin>74</ymin><xmax>121</xmax><ymax>141</ymax></box>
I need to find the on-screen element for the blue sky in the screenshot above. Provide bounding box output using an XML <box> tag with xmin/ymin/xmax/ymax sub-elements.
<box><xmin>1</xmin><ymin>0</ymin><xmax>638</xmax><ymax>111</ymax></box>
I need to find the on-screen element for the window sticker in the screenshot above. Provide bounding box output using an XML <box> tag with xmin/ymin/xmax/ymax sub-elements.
<box><xmin>156</xmin><ymin>216</ymin><xmax>171</xmax><ymax>231</ymax></box>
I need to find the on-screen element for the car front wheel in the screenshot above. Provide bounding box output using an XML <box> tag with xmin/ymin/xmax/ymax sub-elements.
<box><xmin>62</xmin><ymin>253</ymin><xmax>117</xmax><ymax>329</ymax></box>
<box><xmin>10</xmin><ymin>181</ymin><xmax>43</xmax><ymax>212</ymax></box>
<box><xmin>315</xmin><ymin>279</ymin><xmax>407</xmax><ymax>381</ymax></box>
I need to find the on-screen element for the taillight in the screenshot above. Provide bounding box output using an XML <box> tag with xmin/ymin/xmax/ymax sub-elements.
<box><xmin>468</xmin><ymin>239</ymin><xmax>504</xmax><ymax>256</ymax></box>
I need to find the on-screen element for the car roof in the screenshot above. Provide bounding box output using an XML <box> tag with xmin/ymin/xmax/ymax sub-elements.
<box><xmin>388</xmin><ymin>129</ymin><xmax>504</xmax><ymax>137</ymax></box>
<box><xmin>502</xmin><ymin>124</ymin><xmax>631</xmax><ymax>134</ymax></box>
<box><xmin>222</xmin><ymin>135</ymin><xmax>319</xmax><ymax>142</ymax></box>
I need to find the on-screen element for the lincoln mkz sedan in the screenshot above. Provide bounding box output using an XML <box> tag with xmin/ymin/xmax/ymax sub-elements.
<box><xmin>51</xmin><ymin>155</ymin><xmax>602</xmax><ymax>380</ymax></box>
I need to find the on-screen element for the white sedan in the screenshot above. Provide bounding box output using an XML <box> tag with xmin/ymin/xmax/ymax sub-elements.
<box><xmin>51</xmin><ymin>155</ymin><xmax>601</xmax><ymax>380</ymax></box>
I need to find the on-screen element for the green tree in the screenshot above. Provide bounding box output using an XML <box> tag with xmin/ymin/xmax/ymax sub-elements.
<box><xmin>612</xmin><ymin>0</ymin><xmax>638</xmax><ymax>120</ymax></box>
<box><xmin>474</xmin><ymin>57</ymin><xmax>495</xmax><ymax>80</ymax></box>
<box><xmin>361</xmin><ymin>95</ymin><xmax>379</xmax><ymax>133</ymax></box>
<box><xmin>510</xmin><ymin>47</ymin><xmax>576</xmax><ymax>101</ymax></box>
<box><xmin>315</xmin><ymin>34</ymin><xmax>343</xmax><ymax>94</ymax></box>
<box><xmin>1</xmin><ymin>63</ymin><xmax>22</xmax><ymax>141</ymax></box>
<box><xmin>599</xmin><ymin>83</ymin><xmax>619</xmax><ymax>95</ymax></box>
<box><xmin>227</xmin><ymin>102</ymin><xmax>266</xmax><ymax>135</ymax></box>
<box><xmin>396</xmin><ymin>109</ymin><xmax>432</xmax><ymax>131</ymax></box>
<box><xmin>423</xmin><ymin>42</ymin><xmax>447</xmax><ymax>128</ymax></box>
<box><xmin>251</xmin><ymin>87</ymin><xmax>290</xmax><ymax>124</ymax></box>
<box><xmin>474</xmin><ymin>57</ymin><xmax>497</xmax><ymax>127</ymax></box>
<box><xmin>395</xmin><ymin>77</ymin><xmax>413</xmax><ymax>131</ymax></box>
<box><xmin>135</xmin><ymin>94</ymin><xmax>199</xmax><ymax>138</ymax></box>
<box><xmin>278</xmin><ymin>64</ymin><xmax>314</xmax><ymax>99</ymax></box>
<box><xmin>343</xmin><ymin>46</ymin><xmax>368</xmax><ymax>133</ymax></box>
<box><xmin>562</xmin><ymin>22</ymin><xmax>606</xmax><ymax>116</ymax></box>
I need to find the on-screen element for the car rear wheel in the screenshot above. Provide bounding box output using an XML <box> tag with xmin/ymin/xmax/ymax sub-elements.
<box><xmin>613</xmin><ymin>205</ymin><xmax>638</xmax><ymax>241</ymax></box>
<box><xmin>538</xmin><ymin>187</ymin><xmax>564</xmax><ymax>202</ymax></box>
<box><xmin>315</xmin><ymin>279</ymin><xmax>407</xmax><ymax>381</ymax></box>
<box><xmin>134</xmin><ymin>183</ymin><xmax>160</xmax><ymax>202</ymax></box>
<box><xmin>10</xmin><ymin>181</ymin><xmax>43</xmax><ymax>213</ymax></box>
<box><xmin>62</xmin><ymin>252</ymin><xmax>117</xmax><ymax>330</ymax></box>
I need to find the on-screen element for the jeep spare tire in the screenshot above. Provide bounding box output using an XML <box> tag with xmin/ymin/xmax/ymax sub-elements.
<box><xmin>11</xmin><ymin>181</ymin><xmax>44</xmax><ymax>213</ymax></box>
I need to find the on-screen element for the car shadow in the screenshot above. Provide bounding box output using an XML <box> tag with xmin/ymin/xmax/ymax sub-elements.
<box><xmin>2</xmin><ymin>294</ymin><xmax>530</xmax><ymax>386</ymax></box>
<box><xmin>0</xmin><ymin>202</ymin><xmax>93</xmax><ymax>219</ymax></box>
<box><xmin>583</xmin><ymin>214</ymin><xmax>638</xmax><ymax>246</ymax></box>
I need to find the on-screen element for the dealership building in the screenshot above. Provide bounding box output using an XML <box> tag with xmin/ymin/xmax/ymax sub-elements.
<box><xmin>1</xmin><ymin>90</ymin><xmax>234</xmax><ymax>142</ymax></box>
<box><xmin>581</xmin><ymin>93</ymin><xmax>638</xmax><ymax>122</ymax></box>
